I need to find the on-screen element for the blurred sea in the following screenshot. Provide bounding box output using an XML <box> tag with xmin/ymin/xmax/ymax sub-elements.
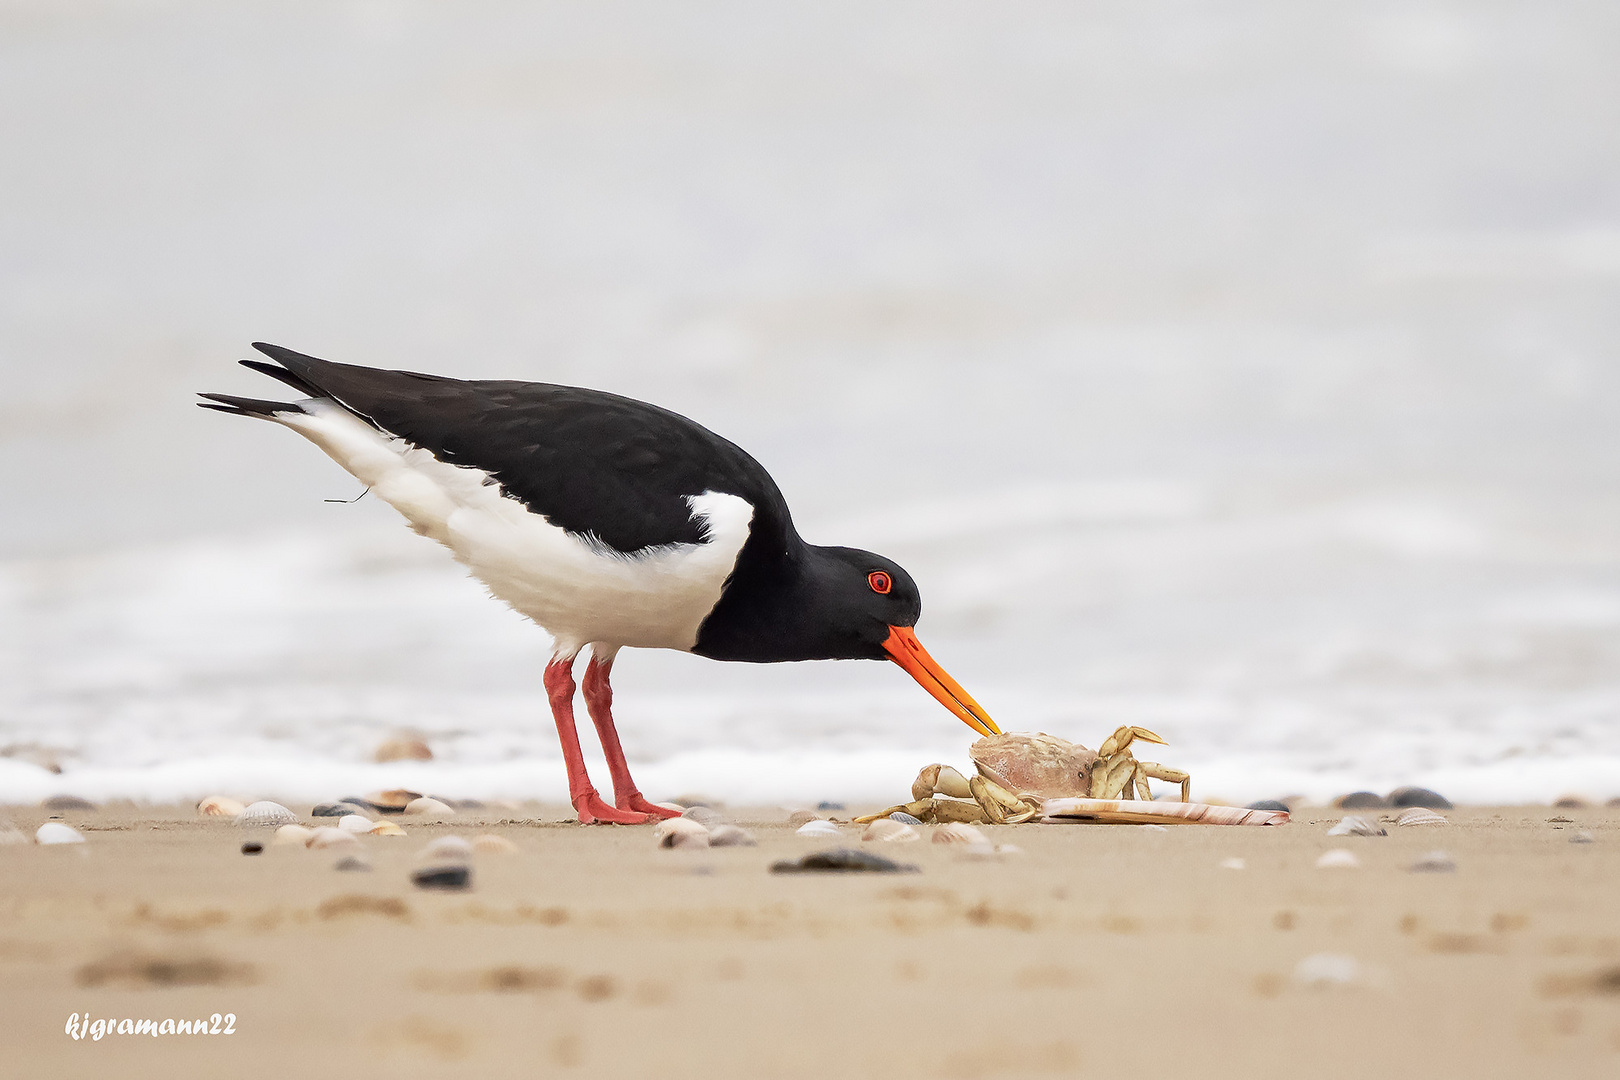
<box><xmin>2</xmin><ymin>2</ymin><xmax>1618</xmax><ymax>805</ymax></box>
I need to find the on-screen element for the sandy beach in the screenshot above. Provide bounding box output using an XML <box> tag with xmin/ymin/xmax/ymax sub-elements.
<box><xmin>3</xmin><ymin>802</ymin><xmax>1617</xmax><ymax>1079</ymax></box>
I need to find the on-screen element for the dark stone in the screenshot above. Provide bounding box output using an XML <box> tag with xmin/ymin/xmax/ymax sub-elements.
<box><xmin>240</xmin><ymin>842</ymin><xmax>263</xmax><ymax>855</ymax></box>
<box><xmin>770</xmin><ymin>848</ymin><xmax>918</xmax><ymax>874</ymax></box>
<box><xmin>334</xmin><ymin>856</ymin><xmax>372</xmax><ymax>872</ymax></box>
<box><xmin>1388</xmin><ymin>787</ymin><xmax>1453</xmax><ymax>810</ymax></box>
<box><xmin>1337</xmin><ymin>791</ymin><xmax>1388</xmax><ymax>809</ymax></box>
<box><xmin>816</xmin><ymin>801</ymin><xmax>846</xmax><ymax>811</ymax></box>
<box><xmin>41</xmin><ymin>795</ymin><xmax>96</xmax><ymax>811</ymax></box>
<box><xmin>1247</xmin><ymin>800</ymin><xmax>1292</xmax><ymax>812</ymax></box>
<box><xmin>411</xmin><ymin>864</ymin><xmax>472</xmax><ymax>891</ymax></box>
<box><xmin>312</xmin><ymin>802</ymin><xmax>371</xmax><ymax>818</ymax></box>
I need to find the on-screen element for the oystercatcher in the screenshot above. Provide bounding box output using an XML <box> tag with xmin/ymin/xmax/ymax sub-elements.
<box><xmin>201</xmin><ymin>344</ymin><xmax>999</xmax><ymax>823</ymax></box>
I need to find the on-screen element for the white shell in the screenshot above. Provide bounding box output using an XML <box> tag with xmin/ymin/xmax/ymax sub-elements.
<box><xmin>1315</xmin><ymin>848</ymin><xmax>1361</xmax><ymax>869</ymax></box>
<box><xmin>1396</xmin><ymin>808</ymin><xmax>1448</xmax><ymax>827</ymax></box>
<box><xmin>306</xmin><ymin>827</ymin><xmax>361</xmax><ymax>849</ymax></box>
<box><xmin>931</xmin><ymin>822</ymin><xmax>987</xmax><ymax>845</ymax></box>
<box><xmin>706</xmin><ymin>824</ymin><xmax>756</xmax><ymax>847</ymax></box>
<box><xmin>861</xmin><ymin>819</ymin><xmax>919</xmax><ymax>843</ymax></box>
<box><xmin>421</xmin><ymin>836</ymin><xmax>474</xmax><ymax>860</ymax></box>
<box><xmin>1293</xmin><ymin>953</ymin><xmax>1359</xmax><ymax>988</ymax></box>
<box><xmin>472</xmin><ymin>834</ymin><xmax>518</xmax><ymax>854</ymax></box>
<box><xmin>272</xmin><ymin>824</ymin><xmax>314</xmax><ymax>846</ymax></box>
<box><xmin>795</xmin><ymin>820</ymin><xmax>841</xmax><ymax>837</ymax></box>
<box><xmin>1328</xmin><ymin>815</ymin><xmax>1385</xmax><ymax>836</ymax></box>
<box><xmin>1219</xmin><ymin>857</ymin><xmax>1247</xmax><ymax>870</ymax></box>
<box><xmin>655</xmin><ymin>817</ymin><xmax>710</xmax><ymax>848</ymax></box>
<box><xmin>234</xmin><ymin>801</ymin><xmax>297</xmax><ymax>827</ymax></box>
<box><xmin>403</xmin><ymin>797</ymin><xmax>457</xmax><ymax>817</ymax></box>
<box><xmin>35</xmin><ymin>822</ymin><xmax>85</xmax><ymax>845</ymax></box>
<box><xmin>197</xmin><ymin>796</ymin><xmax>246</xmax><ymax>817</ymax></box>
<box><xmin>368</xmin><ymin>820</ymin><xmax>406</xmax><ymax>837</ymax></box>
<box><xmin>337</xmin><ymin>814</ymin><xmax>375</xmax><ymax>834</ymax></box>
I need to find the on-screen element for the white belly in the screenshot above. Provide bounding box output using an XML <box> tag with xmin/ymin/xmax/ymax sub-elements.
<box><xmin>277</xmin><ymin>400</ymin><xmax>754</xmax><ymax>657</ymax></box>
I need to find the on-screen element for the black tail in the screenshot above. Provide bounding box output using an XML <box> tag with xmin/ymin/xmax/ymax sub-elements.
<box><xmin>196</xmin><ymin>392</ymin><xmax>306</xmax><ymax>418</ymax></box>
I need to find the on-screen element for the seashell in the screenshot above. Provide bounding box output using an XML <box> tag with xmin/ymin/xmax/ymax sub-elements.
<box><xmin>35</xmin><ymin>822</ymin><xmax>86</xmax><ymax>845</ymax></box>
<box><xmin>1219</xmin><ymin>857</ymin><xmax>1246</xmax><ymax>870</ymax></box>
<box><xmin>333</xmin><ymin>855</ymin><xmax>372</xmax><ymax>872</ymax></box>
<box><xmin>1396</xmin><ymin>808</ymin><xmax>1447</xmax><ymax>827</ymax></box>
<box><xmin>306</xmin><ymin>827</ymin><xmax>361</xmax><ymax>850</ymax></box>
<box><xmin>312</xmin><ymin>802</ymin><xmax>372</xmax><ymax>818</ymax></box>
<box><xmin>421</xmin><ymin>836</ymin><xmax>474</xmax><ymax>861</ymax></box>
<box><xmin>272</xmin><ymin>824</ymin><xmax>313</xmax><ymax>846</ymax></box>
<box><xmin>706</xmin><ymin>825</ymin><xmax>756</xmax><ymax>847</ymax></box>
<box><xmin>1570</xmin><ymin>831</ymin><xmax>1595</xmax><ymax>844</ymax></box>
<box><xmin>1388</xmin><ymin>786</ymin><xmax>1452</xmax><ymax>810</ymax></box>
<box><xmin>1553</xmin><ymin>795</ymin><xmax>1588</xmax><ymax>809</ymax></box>
<box><xmin>795</xmin><ymin>819</ymin><xmax>841</xmax><ymax>838</ymax></box>
<box><xmin>932</xmin><ymin>823</ymin><xmax>988</xmax><ymax>845</ymax></box>
<box><xmin>1292</xmin><ymin>953</ymin><xmax>1359</xmax><ymax>988</ymax></box>
<box><xmin>653</xmin><ymin>802</ymin><xmax>685</xmax><ymax>814</ymax></box>
<box><xmin>1247</xmin><ymin>799</ymin><xmax>1292</xmax><ymax>812</ymax></box>
<box><xmin>1336</xmin><ymin>791</ymin><xmax>1388</xmax><ymax>809</ymax></box>
<box><xmin>411</xmin><ymin>864</ymin><xmax>471</xmax><ymax>891</ymax></box>
<box><xmin>403</xmin><ymin>797</ymin><xmax>456</xmax><ymax>817</ymax></box>
<box><xmin>197</xmin><ymin>796</ymin><xmax>246</xmax><ymax>818</ymax></box>
<box><xmin>368</xmin><ymin>820</ymin><xmax>405</xmax><ymax>837</ymax></box>
<box><xmin>683</xmin><ymin>805</ymin><xmax>723</xmax><ymax>827</ymax></box>
<box><xmin>1139</xmin><ymin>823</ymin><xmax>1169</xmax><ymax>832</ymax></box>
<box><xmin>472</xmin><ymin>834</ymin><xmax>518</xmax><ymax>855</ymax></box>
<box><xmin>1410</xmin><ymin>850</ymin><xmax>1456</xmax><ymax>873</ymax></box>
<box><xmin>1328</xmin><ymin>815</ymin><xmax>1386</xmax><ymax>837</ymax></box>
<box><xmin>234</xmin><ymin>801</ymin><xmax>297</xmax><ymax>828</ymax></box>
<box><xmin>654</xmin><ymin>818</ymin><xmax>710</xmax><ymax>849</ymax></box>
<box><xmin>241</xmin><ymin>842</ymin><xmax>263</xmax><ymax>855</ymax></box>
<box><xmin>337</xmin><ymin>814</ymin><xmax>374</xmax><ymax>834</ymax></box>
<box><xmin>0</xmin><ymin>822</ymin><xmax>28</xmax><ymax>845</ymax></box>
<box><xmin>1315</xmin><ymin>849</ymin><xmax>1361</xmax><ymax>869</ymax></box>
<box><xmin>786</xmin><ymin>809</ymin><xmax>820</xmax><ymax>827</ymax></box>
<box><xmin>42</xmin><ymin>795</ymin><xmax>96</xmax><ymax>811</ymax></box>
<box><xmin>888</xmin><ymin>812</ymin><xmax>924</xmax><ymax>826</ymax></box>
<box><xmin>360</xmin><ymin>789</ymin><xmax>422</xmax><ymax>813</ymax></box>
<box><xmin>374</xmin><ymin>735</ymin><xmax>433</xmax><ymax>763</ymax></box>
<box><xmin>861</xmin><ymin>819</ymin><xmax>919</xmax><ymax>843</ymax></box>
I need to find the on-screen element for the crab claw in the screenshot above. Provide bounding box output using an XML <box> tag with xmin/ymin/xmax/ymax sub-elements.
<box><xmin>1096</xmin><ymin>725</ymin><xmax>1169</xmax><ymax>759</ymax></box>
<box><xmin>912</xmin><ymin>764</ymin><xmax>973</xmax><ymax>802</ymax></box>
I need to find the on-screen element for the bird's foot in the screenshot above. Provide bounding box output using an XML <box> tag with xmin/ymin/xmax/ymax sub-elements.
<box><xmin>620</xmin><ymin>793</ymin><xmax>682</xmax><ymax>820</ymax></box>
<box><xmin>573</xmin><ymin>792</ymin><xmax>648</xmax><ymax>825</ymax></box>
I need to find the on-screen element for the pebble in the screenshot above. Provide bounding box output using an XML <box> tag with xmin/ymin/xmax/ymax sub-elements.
<box><xmin>35</xmin><ymin>823</ymin><xmax>86</xmax><ymax>845</ymax></box>
<box><xmin>682</xmin><ymin>805</ymin><xmax>723</xmax><ymax>827</ymax></box>
<box><xmin>1336</xmin><ymin>792</ymin><xmax>1388</xmax><ymax>809</ymax></box>
<box><xmin>234</xmin><ymin>801</ymin><xmax>298</xmax><ymax>828</ymax></box>
<box><xmin>333</xmin><ymin>855</ymin><xmax>372</xmax><ymax>872</ymax></box>
<box><xmin>241</xmin><ymin>842</ymin><xmax>263</xmax><ymax>855</ymax></box>
<box><xmin>197</xmin><ymin>796</ymin><xmax>246</xmax><ymax>817</ymax></box>
<box><xmin>472</xmin><ymin>834</ymin><xmax>519</xmax><ymax>854</ymax></box>
<box><xmin>1315</xmin><ymin>849</ymin><xmax>1361</xmax><ymax>869</ymax></box>
<box><xmin>1409</xmin><ymin>850</ymin><xmax>1457</xmax><ymax>873</ymax></box>
<box><xmin>1219</xmin><ymin>857</ymin><xmax>1246</xmax><ymax>870</ymax></box>
<box><xmin>861</xmin><ymin>819</ymin><xmax>920</xmax><ymax>843</ymax></box>
<box><xmin>1553</xmin><ymin>795</ymin><xmax>1588</xmax><ymax>809</ymax></box>
<box><xmin>337</xmin><ymin>814</ymin><xmax>375</xmax><ymax>834</ymax></box>
<box><xmin>403</xmin><ymin>797</ymin><xmax>456</xmax><ymax>817</ymax></box>
<box><xmin>1247</xmin><ymin>799</ymin><xmax>1291</xmax><ymax>812</ymax></box>
<box><xmin>887</xmin><ymin>812</ymin><xmax>924</xmax><ymax>826</ymax></box>
<box><xmin>41</xmin><ymin>795</ymin><xmax>96</xmax><ymax>811</ymax></box>
<box><xmin>1388</xmin><ymin>787</ymin><xmax>1453</xmax><ymax>810</ymax></box>
<box><xmin>312</xmin><ymin>802</ymin><xmax>372</xmax><ymax>818</ymax></box>
<box><xmin>1327</xmin><ymin>816</ymin><xmax>1386</xmax><ymax>837</ymax></box>
<box><xmin>795</xmin><ymin>820</ymin><xmax>841</xmax><ymax>838</ymax></box>
<box><xmin>706</xmin><ymin>825</ymin><xmax>757</xmax><ymax>847</ymax></box>
<box><xmin>411</xmin><ymin>864</ymin><xmax>472</xmax><ymax>891</ymax></box>
<box><xmin>769</xmin><ymin>848</ymin><xmax>919</xmax><ymax>874</ymax></box>
<box><xmin>816</xmin><ymin>801</ymin><xmax>846</xmax><ymax>811</ymax></box>
<box><xmin>1293</xmin><ymin>953</ymin><xmax>1360</xmax><ymax>989</ymax></box>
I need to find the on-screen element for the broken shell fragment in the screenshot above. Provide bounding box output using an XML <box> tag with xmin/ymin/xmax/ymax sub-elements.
<box><xmin>272</xmin><ymin>824</ymin><xmax>313</xmax><ymax>846</ymax></box>
<box><xmin>795</xmin><ymin>820</ymin><xmax>841</xmax><ymax>838</ymax></box>
<box><xmin>471</xmin><ymin>834</ymin><xmax>518</xmax><ymax>855</ymax></box>
<box><xmin>403</xmin><ymin>797</ymin><xmax>456</xmax><ymax>817</ymax></box>
<box><xmin>1315</xmin><ymin>849</ymin><xmax>1361</xmax><ymax>869</ymax></box>
<box><xmin>1327</xmin><ymin>816</ymin><xmax>1387</xmax><ymax>837</ymax></box>
<box><xmin>197</xmin><ymin>796</ymin><xmax>246</xmax><ymax>818</ymax></box>
<box><xmin>35</xmin><ymin>822</ymin><xmax>85</xmax><ymax>845</ymax></box>
<box><xmin>337</xmin><ymin>814</ymin><xmax>375</xmax><ymax>834</ymax></box>
<box><xmin>654</xmin><ymin>818</ymin><xmax>710</xmax><ymax>849</ymax></box>
<box><xmin>1396</xmin><ymin>808</ymin><xmax>1448</xmax><ymax>827</ymax></box>
<box><xmin>360</xmin><ymin>789</ymin><xmax>422</xmax><ymax>814</ymax></box>
<box><xmin>368</xmin><ymin>820</ymin><xmax>405</xmax><ymax>837</ymax></box>
<box><xmin>861</xmin><ymin>819</ymin><xmax>919</xmax><ymax>843</ymax></box>
<box><xmin>234</xmin><ymin>801</ymin><xmax>297</xmax><ymax>828</ymax></box>
<box><xmin>931</xmin><ymin>822</ymin><xmax>988</xmax><ymax>845</ymax></box>
<box><xmin>306</xmin><ymin>827</ymin><xmax>362</xmax><ymax>850</ymax></box>
<box><xmin>706</xmin><ymin>825</ymin><xmax>757</xmax><ymax>847</ymax></box>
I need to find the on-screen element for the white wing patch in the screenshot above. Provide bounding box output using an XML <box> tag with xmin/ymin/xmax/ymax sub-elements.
<box><xmin>277</xmin><ymin>400</ymin><xmax>754</xmax><ymax>657</ymax></box>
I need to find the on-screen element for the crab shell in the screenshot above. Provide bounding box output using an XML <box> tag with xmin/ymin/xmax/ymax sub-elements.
<box><xmin>969</xmin><ymin>732</ymin><xmax>1099</xmax><ymax>800</ymax></box>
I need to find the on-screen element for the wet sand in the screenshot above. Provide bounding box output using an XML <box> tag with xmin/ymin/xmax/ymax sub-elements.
<box><xmin>3</xmin><ymin>803</ymin><xmax>1618</xmax><ymax>1079</ymax></box>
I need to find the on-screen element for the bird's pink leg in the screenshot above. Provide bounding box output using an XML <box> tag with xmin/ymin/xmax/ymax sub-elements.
<box><xmin>544</xmin><ymin>656</ymin><xmax>648</xmax><ymax>825</ymax></box>
<box><xmin>582</xmin><ymin>655</ymin><xmax>682</xmax><ymax>820</ymax></box>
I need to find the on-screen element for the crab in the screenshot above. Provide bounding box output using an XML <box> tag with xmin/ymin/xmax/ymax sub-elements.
<box><xmin>854</xmin><ymin>727</ymin><xmax>1191</xmax><ymax>826</ymax></box>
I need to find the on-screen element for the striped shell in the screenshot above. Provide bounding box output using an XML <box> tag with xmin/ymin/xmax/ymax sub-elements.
<box><xmin>795</xmin><ymin>819</ymin><xmax>841</xmax><ymax>838</ymax></box>
<box><xmin>403</xmin><ymin>797</ymin><xmax>457</xmax><ymax>817</ymax></box>
<box><xmin>654</xmin><ymin>817</ymin><xmax>710</xmax><ymax>849</ymax></box>
<box><xmin>786</xmin><ymin>809</ymin><xmax>820</xmax><ymax>827</ymax></box>
<box><xmin>35</xmin><ymin>822</ymin><xmax>86</xmax><ymax>845</ymax></box>
<box><xmin>861</xmin><ymin>819</ymin><xmax>920</xmax><ymax>843</ymax></box>
<box><xmin>1042</xmin><ymin>797</ymin><xmax>1287</xmax><ymax>826</ymax></box>
<box><xmin>932</xmin><ymin>822</ymin><xmax>988</xmax><ymax>845</ymax></box>
<box><xmin>472</xmin><ymin>834</ymin><xmax>518</xmax><ymax>854</ymax></box>
<box><xmin>1396</xmin><ymin>808</ymin><xmax>1448</xmax><ymax>827</ymax></box>
<box><xmin>272</xmin><ymin>824</ymin><xmax>313</xmax><ymax>846</ymax></box>
<box><xmin>197</xmin><ymin>796</ymin><xmax>246</xmax><ymax>818</ymax></box>
<box><xmin>234</xmin><ymin>801</ymin><xmax>298</xmax><ymax>827</ymax></box>
<box><xmin>305</xmin><ymin>827</ymin><xmax>361</xmax><ymax>850</ymax></box>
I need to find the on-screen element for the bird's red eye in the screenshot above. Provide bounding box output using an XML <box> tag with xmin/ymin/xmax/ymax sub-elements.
<box><xmin>868</xmin><ymin>571</ymin><xmax>892</xmax><ymax>594</ymax></box>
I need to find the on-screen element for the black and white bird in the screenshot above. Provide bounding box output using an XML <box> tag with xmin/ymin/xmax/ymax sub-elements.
<box><xmin>201</xmin><ymin>343</ymin><xmax>999</xmax><ymax>824</ymax></box>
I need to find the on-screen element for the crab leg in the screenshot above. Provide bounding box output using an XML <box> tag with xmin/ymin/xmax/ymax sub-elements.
<box><xmin>1138</xmin><ymin>762</ymin><xmax>1191</xmax><ymax>803</ymax></box>
<box><xmin>912</xmin><ymin>764</ymin><xmax>973</xmax><ymax>802</ymax></box>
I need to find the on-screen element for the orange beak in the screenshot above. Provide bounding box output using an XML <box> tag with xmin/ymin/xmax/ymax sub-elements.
<box><xmin>882</xmin><ymin>626</ymin><xmax>1001</xmax><ymax>738</ymax></box>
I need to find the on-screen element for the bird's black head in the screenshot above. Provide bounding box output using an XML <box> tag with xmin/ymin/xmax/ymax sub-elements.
<box><xmin>799</xmin><ymin>545</ymin><xmax>922</xmax><ymax>661</ymax></box>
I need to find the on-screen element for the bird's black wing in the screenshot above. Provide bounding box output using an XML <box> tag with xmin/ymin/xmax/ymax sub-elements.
<box><xmin>243</xmin><ymin>343</ymin><xmax>794</xmax><ymax>555</ymax></box>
